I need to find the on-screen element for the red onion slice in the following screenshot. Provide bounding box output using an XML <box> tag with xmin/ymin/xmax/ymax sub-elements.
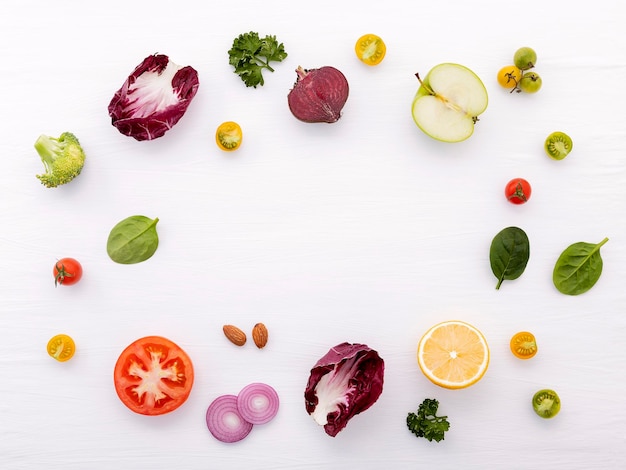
<box><xmin>205</xmin><ymin>394</ymin><xmax>253</xmax><ymax>443</ymax></box>
<box><xmin>236</xmin><ymin>383</ymin><xmax>279</xmax><ymax>425</ymax></box>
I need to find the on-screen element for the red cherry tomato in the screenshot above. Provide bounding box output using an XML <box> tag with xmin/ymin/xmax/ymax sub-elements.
<box><xmin>505</xmin><ymin>178</ymin><xmax>532</xmax><ymax>204</ymax></box>
<box><xmin>53</xmin><ymin>258</ymin><xmax>83</xmax><ymax>286</ymax></box>
<box><xmin>113</xmin><ymin>336</ymin><xmax>194</xmax><ymax>416</ymax></box>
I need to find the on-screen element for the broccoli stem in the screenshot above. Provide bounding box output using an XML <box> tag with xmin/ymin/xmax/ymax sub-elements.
<box><xmin>34</xmin><ymin>135</ymin><xmax>63</xmax><ymax>170</ymax></box>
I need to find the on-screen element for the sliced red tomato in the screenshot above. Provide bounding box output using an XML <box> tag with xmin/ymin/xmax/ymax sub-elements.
<box><xmin>113</xmin><ymin>336</ymin><xmax>194</xmax><ymax>416</ymax></box>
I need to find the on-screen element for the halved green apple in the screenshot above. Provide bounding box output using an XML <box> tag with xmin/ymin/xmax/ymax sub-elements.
<box><xmin>411</xmin><ymin>63</ymin><xmax>488</xmax><ymax>143</ymax></box>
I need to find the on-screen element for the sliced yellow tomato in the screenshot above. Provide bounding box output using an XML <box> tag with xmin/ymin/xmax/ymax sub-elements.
<box><xmin>510</xmin><ymin>331</ymin><xmax>537</xmax><ymax>359</ymax></box>
<box><xmin>47</xmin><ymin>334</ymin><xmax>76</xmax><ymax>362</ymax></box>
<box><xmin>355</xmin><ymin>34</ymin><xmax>386</xmax><ymax>66</ymax></box>
<box><xmin>216</xmin><ymin>121</ymin><xmax>242</xmax><ymax>151</ymax></box>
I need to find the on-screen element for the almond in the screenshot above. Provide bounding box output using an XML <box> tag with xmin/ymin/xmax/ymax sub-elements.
<box><xmin>223</xmin><ymin>324</ymin><xmax>247</xmax><ymax>346</ymax></box>
<box><xmin>252</xmin><ymin>323</ymin><xmax>268</xmax><ymax>349</ymax></box>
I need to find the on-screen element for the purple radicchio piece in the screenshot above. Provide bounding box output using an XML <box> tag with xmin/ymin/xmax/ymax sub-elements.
<box><xmin>304</xmin><ymin>342</ymin><xmax>384</xmax><ymax>437</ymax></box>
<box><xmin>108</xmin><ymin>54</ymin><xmax>199</xmax><ymax>141</ymax></box>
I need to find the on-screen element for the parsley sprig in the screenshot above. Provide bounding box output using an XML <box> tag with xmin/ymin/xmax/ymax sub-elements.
<box><xmin>228</xmin><ymin>32</ymin><xmax>288</xmax><ymax>88</ymax></box>
<box><xmin>406</xmin><ymin>398</ymin><xmax>450</xmax><ymax>442</ymax></box>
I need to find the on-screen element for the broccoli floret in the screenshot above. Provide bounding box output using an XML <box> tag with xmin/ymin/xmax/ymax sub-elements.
<box><xmin>34</xmin><ymin>132</ymin><xmax>85</xmax><ymax>188</ymax></box>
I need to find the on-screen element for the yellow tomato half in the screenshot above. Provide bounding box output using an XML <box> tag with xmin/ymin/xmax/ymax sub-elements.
<box><xmin>355</xmin><ymin>34</ymin><xmax>386</xmax><ymax>66</ymax></box>
<box><xmin>215</xmin><ymin>121</ymin><xmax>243</xmax><ymax>151</ymax></box>
<box><xmin>510</xmin><ymin>331</ymin><xmax>538</xmax><ymax>359</ymax></box>
<box><xmin>47</xmin><ymin>334</ymin><xmax>76</xmax><ymax>362</ymax></box>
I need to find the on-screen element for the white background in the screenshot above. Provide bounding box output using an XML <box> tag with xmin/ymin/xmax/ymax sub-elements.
<box><xmin>1</xmin><ymin>1</ymin><xmax>625</xmax><ymax>468</ymax></box>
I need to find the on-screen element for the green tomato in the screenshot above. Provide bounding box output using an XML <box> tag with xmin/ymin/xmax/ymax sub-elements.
<box><xmin>513</xmin><ymin>47</ymin><xmax>537</xmax><ymax>70</ymax></box>
<box><xmin>545</xmin><ymin>131</ymin><xmax>573</xmax><ymax>160</ymax></box>
<box><xmin>519</xmin><ymin>71</ymin><xmax>542</xmax><ymax>93</ymax></box>
<box><xmin>532</xmin><ymin>389</ymin><xmax>561</xmax><ymax>419</ymax></box>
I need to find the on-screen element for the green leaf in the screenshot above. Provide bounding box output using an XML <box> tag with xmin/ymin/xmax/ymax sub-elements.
<box><xmin>235</xmin><ymin>31</ymin><xmax>262</xmax><ymax>55</ymax></box>
<box><xmin>259</xmin><ymin>35</ymin><xmax>288</xmax><ymax>63</ymax></box>
<box><xmin>227</xmin><ymin>31</ymin><xmax>287</xmax><ymax>88</ymax></box>
<box><xmin>489</xmin><ymin>226</ymin><xmax>530</xmax><ymax>290</ymax></box>
<box><xmin>553</xmin><ymin>237</ymin><xmax>608</xmax><ymax>295</ymax></box>
<box><xmin>406</xmin><ymin>398</ymin><xmax>450</xmax><ymax>442</ymax></box>
<box><xmin>107</xmin><ymin>215</ymin><xmax>159</xmax><ymax>264</ymax></box>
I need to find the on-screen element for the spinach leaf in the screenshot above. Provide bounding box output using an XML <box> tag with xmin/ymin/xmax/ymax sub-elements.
<box><xmin>107</xmin><ymin>215</ymin><xmax>159</xmax><ymax>264</ymax></box>
<box><xmin>553</xmin><ymin>237</ymin><xmax>608</xmax><ymax>295</ymax></box>
<box><xmin>489</xmin><ymin>226</ymin><xmax>530</xmax><ymax>290</ymax></box>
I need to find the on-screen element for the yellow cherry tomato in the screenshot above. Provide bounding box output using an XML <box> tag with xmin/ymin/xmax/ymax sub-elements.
<box><xmin>355</xmin><ymin>34</ymin><xmax>386</xmax><ymax>66</ymax></box>
<box><xmin>47</xmin><ymin>334</ymin><xmax>76</xmax><ymax>362</ymax></box>
<box><xmin>497</xmin><ymin>65</ymin><xmax>522</xmax><ymax>89</ymax></box>
<box><xmin>215</xmin><ymin>121</ymin><xmax>242</xmax><ymax>151</ymax></box>
<box><xmin>510</xmin><ymin>331</ymin><xmax>537</xmax><ymax>359</ymax></box>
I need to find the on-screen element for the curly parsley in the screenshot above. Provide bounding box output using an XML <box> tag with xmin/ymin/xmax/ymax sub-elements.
<box><xmin>406</xmin><ymin>398</ymin><xmax>450</xmax><ymax>442</ymax></box>
<box><xmin>228</xmin><ymin>32</ymin><xmax>288</xmax><ymax>88</ymax></box>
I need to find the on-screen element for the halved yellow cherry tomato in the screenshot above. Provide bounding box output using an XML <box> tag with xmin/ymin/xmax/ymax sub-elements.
<box><xmin>510</xmin><ymin>331</ymin><xmax>537</xmax><ymax>359</ymax></box>
<box><xmin>355</xmin><ymin>34</ymin><xmax>386</xmax><ymax>66</ymax></box>
<box><xmin>47</xmin><ymin>334</ymin><xmax>76</xmax><ymax>362</ymax></box>
<box><xmin>215</xmin><ymin>121</ymin><xmax>242</xmax><ymax>151</ymax></box>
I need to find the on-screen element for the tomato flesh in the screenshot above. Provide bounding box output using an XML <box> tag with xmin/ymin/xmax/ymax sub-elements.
<box><xmin>510</xmin><ymin>331</ymin><xmax>537</xmax><ymax>359</ymax></box>
<box><xmin>355</xmin><ymin>34</ymin><xmax>386</xmax><ymax>66</ymax></box>
<box><xmin>216</xmin><ymin>121</ymin><xmax>242</xmax><ymax>151</ymax></box>
<box><xmin>114</xmin><ymin>336</ymin><xmax>194</xmax><ymax>416</ymax></box>
<box><xmin>532</xmin><ymin>389</ymin><xmax>561</xmax><ymax>418</ymax></box>
<box><xmin>47</xmin><ymin>334</ymin><xmax>76</xmax><ymax>362</ymax></box>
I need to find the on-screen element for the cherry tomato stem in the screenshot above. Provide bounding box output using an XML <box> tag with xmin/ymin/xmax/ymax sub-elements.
<box><xmin>53</xmin><ymin>258</ymin><xmax>83</xmax><ymax>287</ymax></box>
<box><xmin>505</xmin><ymin>178</ymin><xmax>532</xmax><ymax>204</ymax></box>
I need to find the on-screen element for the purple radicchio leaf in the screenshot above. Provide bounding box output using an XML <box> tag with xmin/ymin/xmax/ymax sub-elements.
<box><xmin>108</xmin><ymin>54</ymin><xmax>199</xmax><ymax>141</ymax></box>
<box><xmin>304</xmin><ymin>342</ymin><xmax>384</xmax><ymax>437</ymax></box>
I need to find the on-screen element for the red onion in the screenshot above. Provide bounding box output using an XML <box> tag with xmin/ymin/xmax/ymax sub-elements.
<box><xmin>236</xmin><ymin>383</ymin><xmax>279</xmax><ymax>425</ymax></box>
<box><xmin>205</xmin><ymin>394</ymin><xmax>253</xmax><ymax>443</ymax></box>
<box><xmin>287</xmin><ymin>66</ymin><xmax>349</xmax><ymax>123</ymax></box>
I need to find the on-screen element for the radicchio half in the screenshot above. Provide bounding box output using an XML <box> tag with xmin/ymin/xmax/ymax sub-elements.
<box><xmin>108</xmin><ymin>54</ymin><xmax>199</xmax><ymax>141</ymax></box>
<box><xmin>304</xmin><ymin>342</ymin><xmax>384</xmax><ymax>437</ymax></box>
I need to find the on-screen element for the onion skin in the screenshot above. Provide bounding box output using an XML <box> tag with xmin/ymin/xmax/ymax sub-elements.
<box><xmin>287</xmin><ymin>66</ymin><xmax>349</xmax><ymax>123</ymax></box>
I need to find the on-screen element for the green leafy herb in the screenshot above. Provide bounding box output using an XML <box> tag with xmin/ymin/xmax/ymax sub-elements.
<box><xmin>489</xmin><ymin>226</ymin><xmax>530</xmax><ymax>289</ymax></box>
<box><xmin>406</xmin><ymin>398</ymin><xmax>450</xmax><ymax>442</ymax></box>
<box><xmin>228</xmin><ymin>31</ymin><xmax>288</xmax><ymax>88</ymax></box>
<box><xmin>107</xmin><ymin>215</ymin><xmax>159</xmax><ymax>264</ymax></box>
<box><xmin>553</xmin><ymin>237</ymin><xmax>608</xmax><ymax>295</ymax></box>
